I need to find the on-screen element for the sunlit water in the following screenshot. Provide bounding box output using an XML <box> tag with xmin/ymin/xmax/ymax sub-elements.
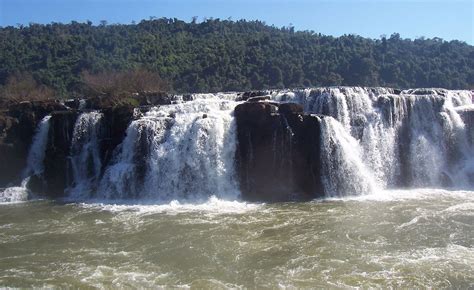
<box><xmin>1</xmin><ymin>189</ymin><xmax>473</xmax><ymax>288</ymax></box>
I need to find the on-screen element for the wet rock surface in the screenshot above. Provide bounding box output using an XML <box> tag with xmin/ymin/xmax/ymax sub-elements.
<box><xmin>235</xmin><ymin>100</ymin><xmax>325</xmax><ymax>201</ymax></box>
<box><xmin>457</xmin><ymin>106</ymin><xmax>474</xmax><ymax>145</ymax></box>
<box><xmin>0</xmin><ymin>101</ymin><xmax>68</xmax><ymax>187</ymax></box>
<box><xmin>42</xmin><ymin>110</ymin><xmax>79</xmax><ymax>197</ymax></box>
<box><xmin>100</xmin><ymin>104</ymin><xmax>136</xmax><ymax>169</ymax></box>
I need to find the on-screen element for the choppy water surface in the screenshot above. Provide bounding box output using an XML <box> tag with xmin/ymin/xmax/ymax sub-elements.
<box><xmin>0</xmin><ymin>189</ymin><xmax>473</xmax><ymax>288</ymax></box>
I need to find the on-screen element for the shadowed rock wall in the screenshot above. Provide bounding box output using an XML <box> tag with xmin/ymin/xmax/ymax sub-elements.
<box><xmin>234</xmin><ymin>100</ymin><xmax>325</xmax><ymax>201</ymax></box>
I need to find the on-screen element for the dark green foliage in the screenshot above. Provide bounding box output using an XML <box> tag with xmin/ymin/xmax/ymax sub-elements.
<box><xmin>0</xmin><ymin>18</ymin><xmax>473</xmax><ymax>97</ymax></box>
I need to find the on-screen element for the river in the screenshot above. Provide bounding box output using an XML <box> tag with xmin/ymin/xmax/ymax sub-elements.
<box><xmin>1</xmin><ymin>189</ymin><xmax>473</xmax><ymax>288</ymax></box>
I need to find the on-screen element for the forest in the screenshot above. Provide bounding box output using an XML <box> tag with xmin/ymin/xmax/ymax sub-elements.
<box><xmin>0</xmin><ymin>18</ymin><xmax>473</xmax><ymax>100</ymax></box>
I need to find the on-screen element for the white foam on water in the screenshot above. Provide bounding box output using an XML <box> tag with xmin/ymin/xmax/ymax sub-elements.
<box><xmin>325</xmin><ymin>188</ymin><xmax>474</xmax><ymax>202</ymax></box>
<box><xmin>0</xmin><ymin>186</ymin><xmax>29</xmax><ymax>204</ymax></box>
<box><xmin>369</xmin><ymin>243</ymin><xmax>474</xmax><ymax>278</ymax></box>
<box><xmin>441</xmin><ymin>202</ymin><xmax>474</xmax><ymax>215</ymax></box>
<box><xmin>79</xmin><ymin>265</ymin><xmax>171</xmax><ymax>288</ymax></box>
<box><xmin>77</xmin><ymin>195</ymin><xmax>263</xmax><ymax>215</ymax></box>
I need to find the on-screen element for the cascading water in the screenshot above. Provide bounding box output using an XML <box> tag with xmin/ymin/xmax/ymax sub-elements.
<box><xmin>59</xmin><ymin>88</ymin><xmax>472</xmax><ymax>200</ymax></box>
<box><xmin>0</xmin><ymin>115</ymin><xmax>51</xmax><ymax>203</ymax></box>
<box><xmin>22</xmin><ymin>115</ymin><xmax>51</xmax><ymax>178</ymax></box>
<box><xmin>4</xmin><ymin>88</ymin><xmax>471</xmax><ymax>203</ymax></box>
<box><xmin>68</xmin><ymin>111</ymin><xmax>104</xmax><ymax>198</ymax></box>
<box><xmin>97</xmin><ymin>97</ymin><xmax>240</xmax><ymax>201</ymax></box>
<box><xmin>319</xmin><ymin>117</ymin><xmax>379</xmax><ymax>196</ymax></box>
<box><xmin>273</xmin><ymin>88</ymin><xmax>401</xmax><ymax>188</ymax></box>
<box><xmin>273</xmin><ymin>87</ymin><xmax>473</xmax><ymax>193</ymax></box>
<box><xmin>441</xmin><ymin>91</ymin><xmax>474</xmax><ymax>187</ymax></box>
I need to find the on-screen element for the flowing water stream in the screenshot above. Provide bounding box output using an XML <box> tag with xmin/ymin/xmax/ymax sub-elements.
<box><xmin>0</xmin><ymin>190</ymin><xmax>473</xmax><ymax>288</ymax></box>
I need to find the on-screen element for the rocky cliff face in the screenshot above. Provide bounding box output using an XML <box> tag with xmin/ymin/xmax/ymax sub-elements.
<box><xmin>0</xmin><ymin>100</ymin><xmax>67</xmax><ymax>187</ymax></box>
<box><xmin>0</xmin><ymin>100</ymin><xmax>137</xmax><ymax>191</ymax></box>
<box><xmin>457</xmin><ymin>106</ymin><xmax>474</xmax><ymax>145</ymax></box>
<box><xmin>0</xmin><ymin>86</ymin><xmax>168</xmax><ymax>187</ymax></box>
<box><xmin>234</xmin><ymin>101</ymin><xmax>325</xmax><ymax>201</ymax></box>
<box><xmin>41</xmin><ymin>110</ymin><xmax>78</xmax><ymax>196</ymax></box>
<box><xmin>40</xmin><ymin>105</ymin><xmax>137</xmax><ymax>197</ymax></box>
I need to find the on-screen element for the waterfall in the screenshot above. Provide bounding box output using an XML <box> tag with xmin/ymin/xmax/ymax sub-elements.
<box><xmin>319</xmin><ymin>117</ymin><xmax>379</xmax><ymax>196</ymax></box>
<box><xmin>97</xmin><ymin>97</ymin><xmax>240</xmax><ymax>201</ymax></box>
<box><xmin>22</xmin><ymin>115</ymin><xmax>51</xmax><ymax>178</ymax></box>
<box><xmin>4</xmin><ymin>88</ymin><xmax>471</xmax><ymax>203</ymax></box>
<box><xmin>440</xmin><ymin>91</ymin><xmax>474</xmax><ymax>187</ymax></box>
<box><xmin>274</xmin><ymin>87</ymin><xmax>473</xmax><ymax>193</ymax></box>
<box><xmin>67</xmin><ymin>88</ymin><xmax>472</xmax><ymax>200</ymax></box>
<box><xmin>1</xmin><ymin>115</ymin><xmax>51</xmax><ymax>202</ymax></box>
<box><xmin>68</xmin><ymin>111</ymin><xmax>104</xmax><ymax>198</ymax></box>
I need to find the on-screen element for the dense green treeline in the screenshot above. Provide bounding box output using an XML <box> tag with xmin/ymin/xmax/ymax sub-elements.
<box><xmin>1</xmin><ymin>18</ymin><xmax>473</xmax><ymax>97</ymax></box>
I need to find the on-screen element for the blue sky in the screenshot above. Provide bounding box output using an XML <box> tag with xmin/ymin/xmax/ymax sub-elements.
<box><xmin>0</xmin><ymin>0</ymin><xmax>472</xmax><ymax>44</ymax></box>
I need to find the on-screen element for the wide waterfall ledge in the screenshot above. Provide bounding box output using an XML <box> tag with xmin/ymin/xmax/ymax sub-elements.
<box><xmin>0</xmin><ymin>87</ymin><xmax>473</xmax><ymax>203</ymax></box>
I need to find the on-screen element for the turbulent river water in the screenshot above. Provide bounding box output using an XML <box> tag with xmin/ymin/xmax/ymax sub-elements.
<box><xmin>1</xmin><ymin>190</ymin><xmax>473</xmax><ymax>288</ymax></box>
<box><xmin>0</xmin><ymin>87</ymin><xmax>473</xmax><ymax>287</ymax></box>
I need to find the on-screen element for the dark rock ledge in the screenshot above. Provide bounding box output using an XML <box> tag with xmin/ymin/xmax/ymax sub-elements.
<box><xmin>234</xmin><ymin>99</ymin><xmax>326</xmax><ymax>201</ymax></box>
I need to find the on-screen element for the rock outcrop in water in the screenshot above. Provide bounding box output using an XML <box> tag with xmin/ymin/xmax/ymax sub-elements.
<box><xmin>234</xmin><ymin>101</ymin><xmax>325</xmax><ymax>201</ymax></box>
<box><xmin>0</xmin><ymin>87</ymin><xmax>472</xmax><ymax>202</ymax></box>
<box><xmin>42</xmin><ymin>110</ymin><xmax>79</xmax><ymax>196</ymax></box>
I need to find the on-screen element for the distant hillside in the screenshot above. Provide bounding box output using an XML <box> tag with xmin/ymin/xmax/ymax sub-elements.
<box><xmin>1</xmin><ymin>18</ymin><xmax>473</xmax><ymax>97</ymax></box>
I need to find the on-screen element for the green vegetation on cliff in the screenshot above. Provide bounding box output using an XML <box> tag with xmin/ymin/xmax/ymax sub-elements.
<box><xmin>1</xmin><ymin>18</ymin><xmax>473</xmax><ymax>98</ymax></box>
